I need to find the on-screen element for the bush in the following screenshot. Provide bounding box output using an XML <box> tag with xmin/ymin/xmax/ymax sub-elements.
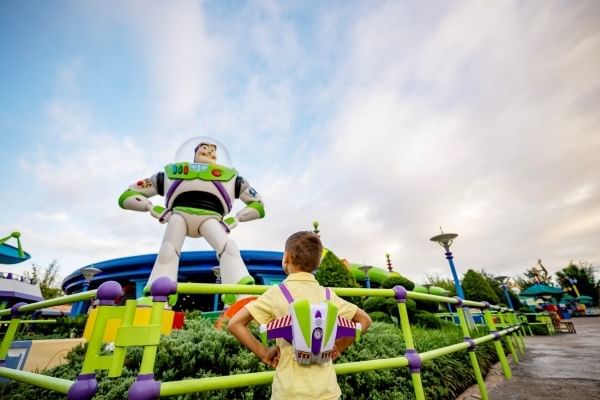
<box><xmin>15</xmin><ymin>315</ymin><xmax>87</xmax><ymax>340</ymax></box>
<box><xmin>382</xmin><ymin>275</ymin><xmax>415</xmax><ymax>291</ymax></box>
<box><xmin>462</xmin><ymin>270</ymin><xmax>500</xmax><ymax>304</ymax></box>
<box><xmin>0</xmin><ymin>320</ymin><xmax>501</xmax><ymax>400</ymax></box>
<box><xmin>316</xmin><ymin>249</ymin><xmax>361</xmax><ymax>306</ymax></box>
<box><xmin>414</xmin><ymin>311</ymin><xmax>448</xmax><ymax>330</ymax></box>
<box><xmin>368</xmin><ymin>311</ymin><xmax>393</xmax><ymax>324</ymax></box>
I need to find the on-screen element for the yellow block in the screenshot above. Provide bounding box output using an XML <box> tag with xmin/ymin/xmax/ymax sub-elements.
<box><xmin>83</xmin><ymin>306</ymin><xmax>174</xmax><ymax>342</ymax></box>
<box><xmin>21</xmin><ymin>338</ymin><xmax>86</xmax><ymax>372</ymax></box>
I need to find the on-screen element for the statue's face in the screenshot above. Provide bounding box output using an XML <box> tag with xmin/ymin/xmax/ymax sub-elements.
<box><xmin>194</xmin><ymin>143</ymin><xmax>217</xmax><ymax>164</ymax></box>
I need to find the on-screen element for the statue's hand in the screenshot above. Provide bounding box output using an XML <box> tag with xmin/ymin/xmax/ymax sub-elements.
<box><xmin>150</xmin><ymin>205</ymin><xmax>171</xmax><ymax>224</ymax></box>
<box><xmin>223</xmin><ymin>216</ymin><xmax>238</xmax><ymax>230</ymax></box>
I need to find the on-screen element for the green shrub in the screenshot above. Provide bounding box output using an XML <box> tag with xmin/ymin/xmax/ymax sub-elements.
<box><xmin>382</xmin><ymin>275</ymin><xmax>415</xmax><ymax>291</ymax></box>
<box><xmin>0</xmin><ymin>319</ymin><xmax>501</xmax><ymax>400</ymax></box>
<box><xmin>368</xmin><ymin>311</ymin><xmax>393</xmax><ymax>323</ymax></box>
<box><xmin>316</xmin><ymin>250</ymin><xmax>361</xmax><ymax>305</ymax></box>
<box><xmin>414</xmin><ymin>311</ymin><xmax>445</xmax><ymax>329</ymax></box>
<box><xmin>15</xmin><ymin>315</ymin><xmax>87</xmax><ymax>340</ymax></box>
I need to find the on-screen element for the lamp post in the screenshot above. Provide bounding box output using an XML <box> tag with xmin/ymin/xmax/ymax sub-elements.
<box><xmin>74</xmin><ymin>266</ymin><xmax>101</xmax><ymax>316</ymax></box>
<box><xmin>359</xmin><ymin>264</ymin><xmax>373</xmax><ymax>288</ymax></box>
<box><xmin>495</xmin><ymin>275</ymin><xmax>514</xmax><ymax>310</ymax></box>
<box><xmin>568</xmin><ymin>277</ymin><xmax>581</xmax><ymax>297</ymax></box>
<box><xmin>430</xmin><ymin>229</ymin><xmax>475</xmax><ymax>328</ymax></box>
<box><xmin>430</xmin><ymin>230</ymin><xmax>465</xmax><ymax>299</ymax></box>
<box><xmin>211</xmin><ymin>266</ymin><xmax>221</xmax><ymax>311</ymax></box>
<box><xmin>312</xmin><ymin>221</ymin><xmax>320</xmax><ymax>237</ymax></box>
<box><xmin>81</xmin><ymin>266</ymin><xmax>102</xmax><ymax>288</ymax></box>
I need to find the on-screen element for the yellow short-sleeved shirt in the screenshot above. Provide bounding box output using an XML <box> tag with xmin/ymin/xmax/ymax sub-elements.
<box><xmin>245</xmin><ymin>272</ymin><xmax>358</xmax><ymax>400</ymax></box>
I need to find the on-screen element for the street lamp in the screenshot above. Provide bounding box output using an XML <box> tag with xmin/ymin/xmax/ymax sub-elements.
<box><xmin>568</xmin><ymin>277</ymin><xmax>581</xmax><ymax>297</ymax></box>
<box><xmin>312</xmin><ymin>221</ymin><xmax>320</xmax><ymax>237</ymax></box>
<box><xmin>74</xmin><ymin>266</ymin><xmax>101</xmax><ymax>316</ymax></box>
<box><xmin>429</xmin><ymin>229</ymin><xmax>464</xmax><ymax>299</ymax></box>
<box><xmin>359</xmin><ymin>264</ymin><xmax>373</xmax><ymax>288</ymax></box>
<box><xmin>81</xmin><ymin>266</ymin><xmax>102</xmax><ymax>287</ymax></box>
<box><xmin>211</xmin><ymin>266</ymin><xmax>221</xmax><ymax>311</ymax></box>
<box><xmin>495</xmin><ymin>275</ymin><xmax>514</xmax><ymax>310</ymax></box>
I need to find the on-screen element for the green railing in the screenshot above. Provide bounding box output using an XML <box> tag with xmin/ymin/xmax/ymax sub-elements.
<box><xmin>0</xmin><ymin>280</ymin><xmax>527</xmax><ymax>400</ymax></box>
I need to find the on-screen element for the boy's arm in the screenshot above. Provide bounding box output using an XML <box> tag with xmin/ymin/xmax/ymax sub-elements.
<box><xmin>333</xmin><ymin>308</ymin><xmax>372</xmax><ymax>359</ymax></box>
<box><xmin>228</xmin><ymin>308</ymin><xmax>280</xmax><ymax>367</ymax></box>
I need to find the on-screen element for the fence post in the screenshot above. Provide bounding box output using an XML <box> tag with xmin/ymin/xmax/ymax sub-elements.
<box><xmin>69</xmin><ymin>281</ymin><xmax>123</xmax><ymax>400</ymax></box>
<box><xmin>128</xmin><ymin>277</ymin><xmax>176</xmax><ymax>400</ymax></box>
<box><xmin>0</xmin><ymin>303</ymin><xmax>26</xmax><ymax>366</ymax></box>
<box><xmin>393</xmin><ymin>286</ymin><xmax>425</xmax><ymax>400</ymax></box>
<box><xmin>482</xmin><ymin>304</ymin><xmax>511</xmax><ymax>379</ymax></box>
<box><xmin>509</xmin><ymin>311</ymin><xmax>526</xmax><ymax>355</ymax></box>
<box><xmin>498</xmin><ymin>310</ymin><xmax>518</xmax><ymax>364</ymax></box>
<box><xmin>455</xmin><ymin>297</ymin><xmax>488</xmax><ymax>400</ymax></box>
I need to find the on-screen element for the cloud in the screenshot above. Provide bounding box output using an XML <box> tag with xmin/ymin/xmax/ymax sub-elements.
<box><xmin>123</xmin><ymin>0</ymin><xmax>224</xmax><ymax>124</ymax></box>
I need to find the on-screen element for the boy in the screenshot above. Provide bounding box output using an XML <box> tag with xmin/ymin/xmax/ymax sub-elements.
<box><xmin>229</xmin><ymin>231</ymin><xmax>371</xmax><ymax>400</ymax></box>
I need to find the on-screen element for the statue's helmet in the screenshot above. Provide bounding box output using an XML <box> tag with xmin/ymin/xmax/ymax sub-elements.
<box><xmin>174</xmin><ymin>136</ymin><xmax>232</xmax><ymax>167</ymax></box>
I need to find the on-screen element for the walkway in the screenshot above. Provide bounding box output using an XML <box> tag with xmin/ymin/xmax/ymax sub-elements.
<box><xmin>458</xmin><ymin>316</ymin><xmax>600</xmax><ymax>400</ymax></box>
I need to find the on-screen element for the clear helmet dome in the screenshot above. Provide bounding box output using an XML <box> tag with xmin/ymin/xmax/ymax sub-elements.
<box><xmin>174</xmin><ymin>136</ymin><xmax>232</xmax><ymax>167</ymax></box>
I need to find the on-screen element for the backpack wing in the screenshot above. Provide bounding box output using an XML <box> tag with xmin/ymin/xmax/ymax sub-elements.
<box><xmin>335</xmin><ymin>316</ymin><xmax>362</xmax><ymax>342</ymax></box>
<box><xmin>259</xmin><ymin>315</ymin><xmax>293</xmax><ymax>345</ymax></box>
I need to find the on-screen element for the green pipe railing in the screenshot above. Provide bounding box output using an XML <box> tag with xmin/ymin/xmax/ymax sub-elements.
<box><xmin>0</xmin><ymin>281</ymin><xmax>526</xmax><ymax>400</ymax></box>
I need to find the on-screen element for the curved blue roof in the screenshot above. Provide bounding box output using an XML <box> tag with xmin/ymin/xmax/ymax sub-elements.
<box><xmin>62</xmin><ymin>250</ymin><xmax>284</xmax><ymax>294</ymax></box>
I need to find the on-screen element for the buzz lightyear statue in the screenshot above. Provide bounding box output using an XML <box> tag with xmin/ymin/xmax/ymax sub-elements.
<box><xmin>118</xmin><ymin>137</ymin><xmax>264</xmax><ymax>304</ymax></box>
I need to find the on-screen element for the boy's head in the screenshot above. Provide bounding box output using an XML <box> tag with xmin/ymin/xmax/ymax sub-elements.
<box><xmin>283</xmin><ymin>231</ymin><xmax>323</xmax><ymax>273</ymax></box>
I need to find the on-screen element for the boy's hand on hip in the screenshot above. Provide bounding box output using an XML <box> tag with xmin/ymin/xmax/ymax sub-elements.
<box><xmin>260</xmin><ymin>346</ymin><xmax>280</xmax><ymax>368</ymax></box>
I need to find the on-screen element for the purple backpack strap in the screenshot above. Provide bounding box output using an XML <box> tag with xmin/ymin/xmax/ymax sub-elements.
<box><xmin>325</xmin><ymin>287</ymin><xmax>331</xmax><ymax>301</ymax></box>
<box><xmin>279</xmin><ymin>284</ymin><xmax>294</xmax><ymax>304</ymax></box>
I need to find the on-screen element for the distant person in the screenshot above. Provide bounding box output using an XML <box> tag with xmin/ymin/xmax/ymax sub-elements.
<box><xmin>229</xmin><ymin>231</ymin><xmax>371</xmax><ymax>400</ymax></box>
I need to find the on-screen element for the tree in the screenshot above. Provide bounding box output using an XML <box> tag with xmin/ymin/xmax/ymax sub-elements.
<box><xmin>425</xmin><ymin>275</ymin><xmax>457</xmax><ymax>297</ymax></box>
<box><xmin>315</xmin><ymin>249</ymin><xmax>361</xmax><ymax>305</ymax></box>
<box><xmin>25</xmin><ymin>260</ymin><xmax>64</xmax><ymax>299</ymax></box>
<box><xmin>479</xmin><ymin>270</ymin><xmax>522</xmax><ymax>309</ymax></box>
<box><xmin>461</xmin><ymin>269</ymin><xmax>499</xmax><ymax>304</ymax></box>
<box><xmin>556</xmin><ymin>261</ymin><xmax>599</xmax><ymax>306</ymax></box>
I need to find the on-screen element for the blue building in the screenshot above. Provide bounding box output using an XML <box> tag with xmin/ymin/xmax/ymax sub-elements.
<box><xmin>62</xmin><ymin>250</ymin><xmax>285</xmax><ymax>314</ymax></box>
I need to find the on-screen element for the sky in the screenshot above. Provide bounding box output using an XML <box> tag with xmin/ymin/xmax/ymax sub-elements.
<box><xmin>1</xmin><ymin>0</ymin><xmax>599</xmax><ymax>288</ymax></box>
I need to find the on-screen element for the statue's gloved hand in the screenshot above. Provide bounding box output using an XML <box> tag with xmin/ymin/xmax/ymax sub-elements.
<box><xmin>223</xmin><ymin>216</ymin><xmax>238</xmax><ymax>230</ymax></box>
<box><xmin>150</xmin><ymin>206</ymin><xmax>172</xmax><ymax>224</ymax></box>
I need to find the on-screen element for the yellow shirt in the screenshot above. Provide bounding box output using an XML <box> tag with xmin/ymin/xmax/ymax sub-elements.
<box><xmin>245</xmin><ymin>272</ymin><xmax>358</xmax><ymax>400</ymax></box>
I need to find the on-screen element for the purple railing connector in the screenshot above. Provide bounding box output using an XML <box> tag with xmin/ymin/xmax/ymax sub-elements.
<box><xmin>128</xmin><ymin>373</ymin><xmax>161</xmax><ymax>400</ymax></box>
<box><xmin>405</xmin><ymin>349</ymin><xmax>422</xmax><ymax>373</ymax></box>
<box><xmin>97</xmin><ymin>281</ymin><xmax>123</xmax><ymax>305</ymax></box>
<box><xmin>481</xmin><ymin>301</ymin><xmax>491</xmax><ymax>310</ymax></box>
<box><xmin>68</xmin><ymin>373</ymin><xmax>98</xmax><ymax>400</ymax></box>
<box><xmin>151</xmin><ymin>277</ymin><xmax>177</xmax><ymax>302</ymax></box>
<box><xmin>491</xmin><ymin>331</ymin><xmax>501</xmax><ymax>341</ymax></box>
<box><xmin>453</xmin><ymin>296</ymin><xmax>463</xmax><ymax>308</ymax></box>
<box><xmin>10</xmin><ymin>302</ymin><xmax>27</xmax><ymax>317</ymax></box>
<box><xmin>463</xmin><ymin>336</ymin><xmax>476</xmax><ymax>352</ymax></box>
<box><xmin>393</xmin><ymin>286</ymin><xmax>408</xmax><ymax>303</ymax></box>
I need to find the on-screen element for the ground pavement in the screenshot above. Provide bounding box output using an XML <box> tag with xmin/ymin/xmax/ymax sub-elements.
<box><xmin>457</xmin><ymin>316</ymin><xmax>600</xmax><ymax>400</ymax></box>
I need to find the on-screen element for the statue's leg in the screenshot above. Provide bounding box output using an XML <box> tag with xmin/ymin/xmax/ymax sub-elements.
<box><xmin>146</xmin><ymin>213</ymin><xmax>187</xmax><ymax>290</ymax></box>
<box><xmin>200</xmin><ymin>219</ymin><xmax>253</xmax><ymax>303</ymax></box>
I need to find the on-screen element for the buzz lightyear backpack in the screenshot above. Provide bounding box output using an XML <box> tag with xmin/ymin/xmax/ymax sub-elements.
<box><xmin>259</xmin><ymin>284</ymin><xmax>362</xmax><ymax>365</ymax></box>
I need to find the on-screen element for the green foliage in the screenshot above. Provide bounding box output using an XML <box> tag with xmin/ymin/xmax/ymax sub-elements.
<box><xmin>316</xmin><ymin>250</ymin><xmax>361</xmax><ymax>305</ymax></box>
<box><xmin>461</xmin><ymin>270</ymin><xmax>500</xmax><ymax>304</ymax></box>
<box><xmin>425</xmin><ymin>276</ymin><xmax>457</xmax><ymax>297</ymax></box>
<box><xmin>15</xmin><ymin>315</ymin><xmax>87</xmax><ymax>340</ymax></box>
<box><xmin>382</xmin><ymin>275</ymin><xmax>415</xmax><ymax>291</ymax></box>
<box><xmin>23</xmin><ymin>260</ymin><xmax>64</xmax><ymax>299</ymax></box>
<box><xmin>368</xmin><ymin>311</ymin><xmax>393</xmax><ymax>323</ymax></box>
<box><xmin>0</xmin><ymin>319</ymin><xmax>502</xmax><ymax>400</ymax></box>
<box><xmin>556</xmin><ymin>261</ymin><xmax>599</xmax><ymax>306</ymax></box>
<box><xmin>478</xmin><ymin>270</ymin><xmax>522</xmax><ymax>309</ymax></box>
<box><xmin>413</xmin><ymin>311</ymin><xmax>452</xmax><ymax>330</ymax></box>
